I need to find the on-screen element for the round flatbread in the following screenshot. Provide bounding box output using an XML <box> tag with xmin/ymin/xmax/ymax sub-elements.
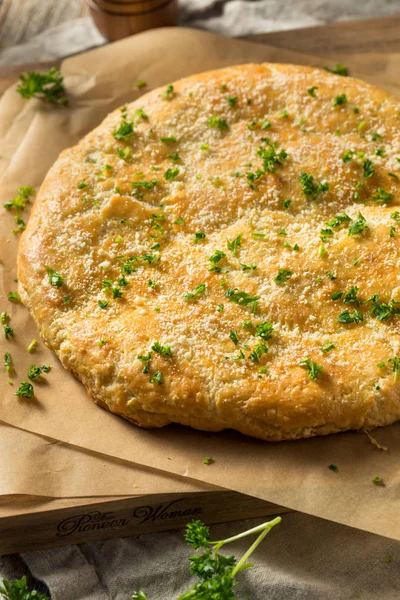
<box><xmin>18</xmin><ymin>63</ymin><xmax>400</xmax><ymax>441</ymax></box>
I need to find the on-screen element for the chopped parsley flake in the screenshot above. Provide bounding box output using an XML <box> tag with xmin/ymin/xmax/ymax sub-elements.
<box><xmin>282</xmin><ymin>199</ymin><xmax>291</xmax><ymax>210</ymax></box>
<box><xmin>98</xmin><ymin>300</ymin><xmax>109</xmax><ymax>309</ymax></box>
<box><xmin>15</xmin><ymin>382</ymin><xmax>34</xmax><ymax>399</ymax></box>
<box><xmin>370</xmin><ymin>188</ymin><xmax>394</xmax><ymax>204</ymax></box>
<box><xmin>299</xmin><ymin>172</ymin><xmax>329</xmax><ymax>200</ymax></box>
<box><xmin>241</xmin><ymin>263</ymin><xmax>257</xmax><ymax>271</ymax></box>
<box><xmin>226</xmin><ymin>234</ymin><xmax>242</xmax><ymax>255</ymax></box>
<box><xmin>162</xmin><ymin>84</ymin><xmax>174</xmax><ymax>99</ymax></box>
<box><xmin>45</xmin><ymin>266</ymin><xmax>65</xmax><ymax>288</ymax></box>
<box><xmin>388</xmin><ymin>357</ymin><xmax>400</xmax><ymax>381</ymax></box>
<box><xmin>299</xmin><ymin>357</ymin><xmax>323</xmax><ymax>381</ymax></box>
<box><xmin>256</xmin><ymin>321</ymin><xmax>274</xmax><ymax>340</ymax></box>
<box><xmin>342</xmin><ymin>150</ymin><xmax>354</xmax><ymax>163</ymax></box>
<box><xmin>113</xmin><ymin>120</ymin><xmax>134</xmax><ymax>141</ymax></box>
<box><xmin>333</xmin><ymin>94</ymin><xmax>347</xmax><ymax>107</ymax></box>
<box><xmin>372</xmin><ymin>475</ymin><xmax>384</xmax><ymax>486</ymax></box>
<box><xmin>167</xmin><ymin>152</ymin><xmax>180</xmax><ymax>162</ymax></box>
<box><xmin>28</xmin><ymin>363</ymin><xmax>50</xmax><ymax>380</ymax></box>
<box><xmin>160</xmin><ymin>136</ymin><xmax>177</xmax><ymax>143</ymax></box>
<box><xmin>257</xmin><ymin>139</ymin><xmax>288</xmax><ymax>173</ymax></box>
<box><xmin>150</xmin><ymin>371</ymin><xmax>163</xmax><ymax>384</ymax></box>
<box><xmin>8</xmin><ymin>292</ymin><xmax>20</xmax><ymax>303</ymax></box>
<box><xmin>217</xmin><ymin>304</ymin><xmax>224</xmax><ymax>312</ymax></box>
<box><xmin>328</xmin><ymin>464</ymin><xmax>339</xmax><ymax>472</ymax></box>
<box><xmin>164</xmin><ymin>167</ymin><xmax>179</xmax><ymax>180</ymax></box>
<box><xmin>324</xmin><ymin>64</ymin><xmax>348</xmax><ymax>76</ymax></box>
<box><xmin>224</xmin><ymin>288</ymin><xmax>259</xmax><ymax>312</ymax></box>
<box><xmin>390</xmin><ymin>226</ymin><xmax>396</xmax><ymax>238</ymax></box>
<box><xmin>249</xmin><ymin>342</ymin><xmax>268</xmax><ymax>363</ymax></box>
<box><xmin>135</xmin><ymin>108</ymin><xmax>148</xmax><ymax>120</ymax></box>
<box><xmin>174</xmin><ymin>216</ymin><xmax>184</xmax><ymax>225</ymax></box>
<box><xmin>203</xmin><ymin>457</ymin><xmax>214</xmax><ymax>465</ymax></box>
<box><xmin>274</xmin><ymin>269</ymin><xmax>292</xmax><ymax>285</ymax></box>
<box><xmin>194</xmin><ymin>231</ymin><xmax>206</xmax><ymax>243</ymax></box>
<box><xmin>362</xmin><ymin>159</ymin><xmax>375</xmax><ymax>179</ymax></box>
<box><xmin>343</xmin><ymin>286</ymin><xmax>360</xmax><ymax>305</ymax></box>
<box><xmin>184</xmin><ymin>284</ymin><xmax>206</xmax><ymax>301</ymax></box>
<box><xmin>326</xmin><ymin>212</ymin><xmax>351</xmax><ymax>228</ymax></box>
<box><xmin>209</xmin><ymin>250</ymin><xmax>226</xmax><ymax>265</ymax></box>
<box><xmin>229</xmin><ymin>330</ymin><xmax>239</xmax><ymax>345</ymax></box>
<box><xmin>227</xmin><ymin>96</ymin><xmax>238</xmax><ymax>107</ymax></box>
<box><xmin>151</xmin><ymin>341</ymin><xmax>172</xmax><ymax>357</ymax></box>
<box><xmin>307</xmin><ymin>86</ymin><xmax>318</xmax><ymax>97</ymax></box>
<box><xmin>4</xmin><ymin>352</ymin><xmax>12</xmax><ymax>373</ymax></box>
<box><xmin>348</xmin><ymin>212</ymin><xmax>368</xmax><ymax>236</ymax></box>
<box><xmin>321</xmin><ymin>341</ymin><xmax>335</xmax><ymax>354</ymax></box>
<box><xmin>208</xmin><ymin>116</ymin><xmax>229</xmax><ymax>130</ymax></box>
<box><xmin>338</xmin><ymin>309</ymin><xmax>363</xmax><ymax>324</ymax></box>
<box><xmin>136</xmin><ymin>80</ymin><xmax>147</xmax><ymax>88</ymax></box>
<box><xmin>27</xmin><ymin>339</ymin><xmax>37</xmax><ymax>353</ymax></box>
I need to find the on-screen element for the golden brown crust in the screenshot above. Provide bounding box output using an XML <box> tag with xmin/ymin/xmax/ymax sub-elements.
<box><xmin>17</xmin><ymin>63</ymin><xmax>400</xmax><ymax>441</ymax></box>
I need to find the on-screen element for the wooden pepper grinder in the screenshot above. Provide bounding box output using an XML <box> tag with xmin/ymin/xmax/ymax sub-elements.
<box><xmin>87</xmin><ymin>0</ymin><xmax>178</xmax><ymax>42</ymax></box>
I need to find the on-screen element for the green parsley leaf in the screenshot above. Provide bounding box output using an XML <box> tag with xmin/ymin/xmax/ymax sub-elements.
<box><xmin>113</xmin><ymin>120</ymin><xmax>134</xmax><ymax>141</ymax></box>
<box><xmin>324</xmin><ymin>64</ymin><xmax>349</xmax><ymax>76</ymax></box>
<box><xmin>321</xmin><ymin>341</ymin><xmax>335</xmax><ymax>354</ymax></box>
<box><xmin>371</xmin><ymin>132</ymin><xmax>383</xmax><ymax>141</ymax></box>
<box><xmin>257</xmin><ymin>139</ymin><xmax>288</xmax><ymax>173</ymax></box>
<box><xmin>217</xmin><ymin>304</ymin><xmax>224</xmax><ymax>312</ymax></box>
<box><xmin>27</xmin><ymin>339</ymin><xmax>37</xmax><ymax>353</ymax></box>
<box><xmin>328</xmin><ymin>464</ymin><xmax>339</xmax><ymax>472</ymax></box>
<box><xmin>274</xmin><ymin>269</ymin><xmax>292</xmax><ymax>285</ymax></box>
<box><xmin>149</xmin><ymin>371</ymin><xmax>163</xmax><ymax>384</ymax></box>
<box><xmin>227</xmin><ymin>96</ymin><xmax>238</xmax><ymax>107</ymax></box>
<box><xmin>370</xmin><ymin>188</ymin><xmax>394</xmax><ymax>205</ymax></box>
<box><xmin>343</xmin><ymin>286</ymin><xmax>359</xmax><ymax>305</ymax></box>
<box><xmin>362</xmin><ymin>159</ymin><xmax>375</xmax><ymax>179</ymax></box>
<box><xmin>226</xmin><ymin>234</ymin><xmax>242</xmax><ymax>255</ymax></box>
<box><xmin>255</xmin><ymin>321</ymin><xmax>274</xmax><ymax>340</ymax></box>
<box><xmin>331</xmin><ymin>291</ymin><xmax>343</xmax><ymax>301</ymax></box>
<box><xmin>307</xmin><ymin>86</ymin><xmax>318</xmax><ymax>97</ymax></box>
<box><xmin>224</xmin><ymin>288</ymin><xmax>259</xmax><ymax>312</ymax></box>
<box><xmin>325</xmin><ymin>212</ymin><xmax>351</xmax><ymax>228</ymax></box>
<box><xmin>111</xmin><ymin>287</ymin><xmax>123</xmax><ymax>299</ymax></box>
<box><xmin>208</xmin><ymin>116</ymin><xmax>229</xmax><ymax>130</ymax></box>
<box><xmin>160</xmin><ymin>136</ymin><xmax>177</xmax><ymax>143</ymax></box>
<box><xmin>194</xmin><ymin>231</ymin><xmax>206</xmax><ymax>243</ymax></box>
<box><xmin>342</xmin><ymin>150</ymin><xmax>354</xmax><ymax>163</ymax></box>
<box><xmin>388</xmin><ymin>357</ymin><xmax>400</xmax><ymax>381</ymax></box>
<box><xmin>163</xmin><ymin>83</ymin><xmax>174</xmax><ymax>99</ymax></box>
<box><xmin>151</xmin><ymin>341</ymin><xmax>172</xmax><ymax>357</ymax></box>
<box><xmin>248</xmin><ymin>342</ymin><xmax>268</xmax><ymax>363</ymax></box>
<box><xmin>164</xmin><ymin>167</ymin><xmax>179</xmax><ymax>180</ymax></box>
<box><xmin>299</xmin><ymin>172</ymin><xmax>329</xmax><ymax>200</ymax></box>
<box><xmin>299</xmin><ymin>357</ymin><xmax>323</xmax><ymax>380</ymax></box>
<box><xmin>282</xmin><ymin>199</ymin><xmax>291</xmax><ymax>210</ymax></box>
<box><xmin>240</xmin><ymin>263</ymin><xmax>257</xmax><ymax>271</ymax></box>
<box><xmin>174</xmin><ymin>216</ymin><xmax>184</xmax><ymax>225</ymax></box>
<box><xmin>45</xmin><ymin>266</ymin><xmax>65</xmax><ymax>288</ymax></box>
<box><xmin>98</xmin><ymin>300</ymin><xmax>109</xmax><ymax>309</ymax></box>
<box><xmin>8</xmin><ymin>292</ymin><xmax>20</xmax><ymax>303</ymax></box>
<box><xmin>261</xmin><ymin>118</ymin><xmax>272</xmax><ymax>130</ymax></box>
<box><xmin>372</xmin><ymin>475</ymin><xmax>384</xmax><ymax>486</ymax></box>
<box><xmin>184</xmin><ymin>284</ymin><xmax>206</xmax><ymax>301</ymax></box>
<box><xmin>348</xmin><ymin>212</ymin><xmax>368</xmax><ymax>236</ymax></box>
<box><xmin>333</xmin><ymin>93</ymin><xmax>347</xmax><ymax>107</ymax></box>
<box><xmin>135</xmin><ymin>108</ymin><xmax>148</xmax><ymax>120</ymax></box>
<box><xmin>390</xmin><ymin>226</ymin><xmax>396</xmax><ymax>238</ymax></box>
<box><xmin>202</xmin><ymin>457</ymin><xmax>215</xmax><ymax>465</ymax></box>
<box><xmin>17</xmin><ymin>67</ymin><xmax>67</xmax><ymax>104</ymax></box>
<box><xmin>279</xmin><ymin>109</ymin><xmax>289</xmax><ymax>118</ymax></box>
<box><xmin>167</xmin><ymin>152</ymin><xmax>180</xmax><ymax>162</ymax></box>
<box><xmin>338</xmin><ymin>309</ymin><xmax>363</xmax><ymax>324</ymax></box>
<box><xmin>15</xmin><ymin>382</ymin><xmax>34</xmax><ymax>399</ymax></box>
<box><xmin>4</xmin><ymin>352</ymin><xmax>12</xmax><ymax>373</ymax></box>
<box><xmin>136</xmin><ymin>80</ymin><xmax>147</xmax><ymax>88</ymax></box>
<box><xmin>391</xmin><ymin>211</ymin><xmax>400</xmax><ymax>222</ymax></box>
<box><xmin>229</xmin><ymin>330</ymin><xmax>239</xmax><ymax>345</ymax></box>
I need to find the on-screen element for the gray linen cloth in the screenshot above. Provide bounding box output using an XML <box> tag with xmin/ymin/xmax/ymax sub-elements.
<box><xmin>1</xmin><ymin>513</ymin><xmax>400</xmax><ymax>599</ymax></box>
<box><xmin>2</xmin><ymin>1</ymin><xmax>400</xmax><ymax>598</ymax></box>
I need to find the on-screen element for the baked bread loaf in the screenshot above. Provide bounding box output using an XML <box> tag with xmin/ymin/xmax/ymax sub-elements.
<box><xmin>17</xmin><ymin>63</ymin><xmax>400</xmax><ymax>441</ymax></box>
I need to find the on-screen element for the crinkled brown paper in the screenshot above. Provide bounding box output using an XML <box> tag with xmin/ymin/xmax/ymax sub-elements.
<box><xmin>1</xmin><ymin>27</ymin><xmax>399</xmax><ymax>538</ymax></box>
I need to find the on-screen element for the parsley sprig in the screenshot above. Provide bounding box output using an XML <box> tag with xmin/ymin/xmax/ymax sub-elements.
<box><xmin>299</xmin><ymin>172</ymin><xmax>329</xmax><ymax>200</ymax></box>
<box><xmin>133</xmin><ymin>517</ymin><xmax>281</xmax><ymax>600</ymax></box>
<box><xmin>17</xmin><ymin>67</ymin><xmax>67</xmax><ymax>104</ymax></box>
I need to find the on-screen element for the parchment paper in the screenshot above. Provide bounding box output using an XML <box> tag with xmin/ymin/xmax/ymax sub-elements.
<box><xmin>1</xmin><ymin>27</ymin><xmax>400</xmax><ymax>538</ymax></box>
<box><xmin>0</xmin><ymin>422</ymin><xmax>214</xmax><ymax>497</ymax></box>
